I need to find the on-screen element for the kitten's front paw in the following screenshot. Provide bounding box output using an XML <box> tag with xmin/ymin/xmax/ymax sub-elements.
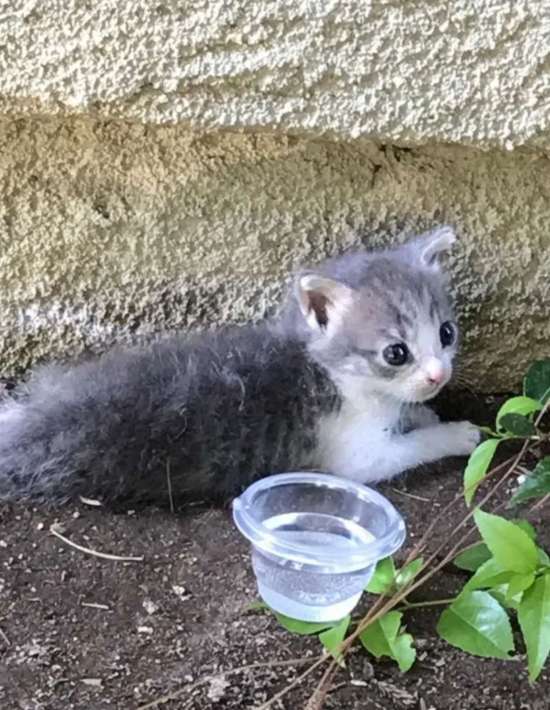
<box><xmin>444</xmin><ymin>421</ymin><xmax>481</xmax><ymax>457</ymax></box>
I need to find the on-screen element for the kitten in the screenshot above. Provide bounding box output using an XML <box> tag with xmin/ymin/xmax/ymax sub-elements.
<box><xmin>0</xmin><ymin>226</ymin><xmax>479</xmax><ymax>507</ymax></box>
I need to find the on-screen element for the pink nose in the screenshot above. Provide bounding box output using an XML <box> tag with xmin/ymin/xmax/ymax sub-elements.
<box><xmin>425</xmin><ymin>359</ymin><xmax>445</xmax><ymax>385</ymax></box>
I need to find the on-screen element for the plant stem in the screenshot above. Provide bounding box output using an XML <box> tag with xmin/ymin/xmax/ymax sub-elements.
<box><xmin>529</xmin><ymin>492</ymin><xmax>550</xmax><ymax>512</ymax></box>
<box><xmin>289</xmin><ymin>399</ymin><xmax>550</xmax><ymax>710</ymax></box>
<box><xmin>255</xmin><ymin>656</ymin><xmax>328</xmax><ymax>710</ymax></box>
<box><xmin>402</xmin><ymin>449</ymin><xmax>527</xmax><ymax>566</ymax></box>
<box><xmin>399</xmin><ymin>597</ymin><xmax>457</xmax><ymax>610</ymax></box>
<box><xmin>305</xmin><ymin>409</ymin><xmax>550</xmax><ymax>708</ymax></box>
<box><xmin>304</xmin><ymin>661</ymin><xmax>341</xmax><ymax>710</ymax></box>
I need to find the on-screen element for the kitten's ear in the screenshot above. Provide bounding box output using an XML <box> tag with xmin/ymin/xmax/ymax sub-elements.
<box><xmin>296</xmin><ymin>273</ymin><xmax>354</xmax><ymax>332</ymax></box>
<box><xmin>412</xmin><ymin>225</ymin><xmax>456</xmax><ymax>269</ymax></box>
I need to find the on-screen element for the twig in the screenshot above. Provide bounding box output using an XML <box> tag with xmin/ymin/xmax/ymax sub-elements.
<box><xmin>79</xmin><ymin>496</ymin><xmax>103</xmax><ymax>507</ymax></box>
<box><xmin>456</xmin><ymin>439</ymin><xmax>532</xmax><ymax>533</ymax></box>
<box><xmin>286</xmin><ymin>401</ymin><xmax>550</xmax><ymax>710</ymax></box>
<box><xmin>137</xmin><ymin>656</ymin><xmax>322</xmax><ymax>709</ymax></box>
<box><xmin>380</xmin><ymin>404</ymin><xmax>549</xmax><ymax>612</ymax></box>
<box><xmin>530</xmin><ymin>492</ymin><xmax>550</xmax><ymax>512</ymax></box>
<box><xmin>399</xmin><ymin>597</ymin><xmax>457</xmax><ymax>610</ymax></box>
<box><xmin>254</xmin><ymin>656</ymin><xmax>328</xmax><ymax>710</ymax></box>
<box><xmin>394</xmin><ymin>439</ymin><xmax>532</xmax><ymax>616</ymax></box>
<box><xmin>408</xmin><ymin>452</ymin><xmax>523</xmax><ymax>577</ymax></box>
<box><xmin>81</xmin><ymin>602</ymin><xmax>110</xmax><ymax>611</ymax></box>
<box><xmin>166</xmin><ymin>459</ymin><xmax>175</xmax><ymax>514</ymax></box>
<box><xmin>0</xmin><ymin>626</ymin><xmax>11</xmax><ymax>646</ymax></box>
<box><xmin>304</xmin><ymin>660</ymin><xmax>340</xmax><ymax>710</ymax></box>
<box><xmin>403</xmin><ymin>450</ymin><xmax>525</xmax><ymax>565</ymax></box>
<box><xmin>308</xmin><ymin>532</ymin><xmax>475</xmax><ymax>704</ymax></box>
<box><xmin>391</xmin><ymin>488</ymin><xmax>431</xmax><ymax>503</ymax></box>
<box><xmin>49</xmin><ymin>525</ymin><xmax>144</xmax><ymax>562</ymax></box>
<box><xmin>306</xmin><ymin>418</ymin><xmax>549</xmax><ymax>708</ymax></box>
<box><xmin>325</xmin><ymin>681</ymin><xmax>347</xmax><ymax>695</ymax></box>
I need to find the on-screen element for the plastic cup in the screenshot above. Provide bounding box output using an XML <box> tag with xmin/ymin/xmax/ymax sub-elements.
<box><xmin>232</xmin><ymin>472</ymin><xmax>406</xmax><ymax>622</ymax></box>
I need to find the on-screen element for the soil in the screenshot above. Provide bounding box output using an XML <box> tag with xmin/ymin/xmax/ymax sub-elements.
<box><xmin>1</xmin><ymin>392</ymin><xmax>549</xmax><ymax>710</ymax></box>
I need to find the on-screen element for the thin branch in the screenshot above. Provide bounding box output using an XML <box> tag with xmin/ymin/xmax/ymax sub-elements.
<box><xmin>403</xmin><ymin>597</ymin><xmax>456</xmax><ymax>609</ymax></box>
<box><xmin>137</xmin><ymin>656</ymin><xmax>322</xmax><ymax>709</ymax></box>
<box><xmin>305</xmin><ymin>412</ymin><xmax>550</xmax><ymax>707</ymax></box>
<box><xmin>399</xmin><ymin>597</ymin><xmax>457</xmax><ymax>610</ymax></box>
<box><xmin>261</xmin><ymin>401</ymin><xmax>550</xmax><ymax>710</ymax></box>
<box><xmin>304</xmin><ymin>661</ymin><xmax>341</xmax><ymax>710</ymax></box>
<box><xmin>530</xmin><ymin>492</ymin><xmax>550</xmax><ymax>512</ymax></box>
<box><xmin>391</xmin><ymin>488</ymin><xmax>431</xmax><ymax>503</ymax></box>
<box><xmin>403</xmin><ymin>449</ymin><xmax>525</xmax><ymax>565</ymax></box>
<box><xmin>81</xmin><ymin>602</ymin><xmax>110</xmax><ymax>611</ymax></box>
<box><xmin>254</xmin><ymin>656</ymin><xmax>328</xmax><ymax>710</ymax></box>
<box><xmin>166</xmin><ymin>459</ymin><xmax>175</xmax><ymax>514</ymax></box>
<box><xmin>49</xmin><ymin>525</ymin><xmax>144</xmax><ymax>562</ymax></box>
<box><xmin>373</xmin><ymin>402</ymin><xmax>550</xmax><ymax>618</ymax></box>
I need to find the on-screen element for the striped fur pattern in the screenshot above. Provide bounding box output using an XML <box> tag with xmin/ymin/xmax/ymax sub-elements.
<box><xmin>0</xmin><ymin>226</ymin><xmax>479</xmax><ymax>507</ymax></box>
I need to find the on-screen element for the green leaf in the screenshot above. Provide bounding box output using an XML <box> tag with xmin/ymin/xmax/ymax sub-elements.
<box><xmin>244</xmin><ymin>600</ymin><xmax>268</xmax><ymax>613</ymax></box>
<box><xmin>436</xmin><ymin>590</ymin><xmax>514</xmax><ymax>659</ymax></box>
<box><xmin>359</xmin><ymin>611</ymin><xmax>415</xmax><ymax>672</ymax></box>
<box><xmin>366</xmin><ymin>557</ymin><xmax>396</xmax><ymax>594</ymax></box>
<box><xmin>395</xmin><ymin>558</ymin><xmax>423</xmax><ymax>590</ymax></box>
<box><xmin>506</xmin><ymin>573</ymin><xmax>535</xmax><ymax>601</ymax></box>
<box><xmin>512</xmin><ymin>519</ymin><xmax>537</xmax><ymax>540</ymax></box>
<box><xmin>512</xmin><ymin>457</ymin><xmax>550</xmax><ymax>505</ymax></box>
<box><xmin>273</xmin><ymin>612</ymin><xmax>335</xmax><ymax>636</ymax></box>
<box><xmin>391</xmin><ymin>633</ymin><xmax>416</xmax><ymax>673</ymax></box>
<box><xmin>489</xmin><ymin>584</ymin><xmax>523</xmax><ymax>611</ymax></box>
<box><xmin>498</xmin><ymin>413</ymin><xmax>536</xmax><ymax>437</ymax></box>
<box><xmin>524</xmin><ymin>359</ymin><xmax>550</xmax><ymax>405</ymax></box>
<box><xmin>319</xmin><ymin>615</ymin><xmax>350</xmax><ymax>664</ymax></box>
<box><xmin>361</xmin><ymin>610</ymin><xmax>401</xmax><ymax>654</ymax></box>
<box><xmin>496</xmin><ymin>396</ymin><xmax>542</xmax><ymax>430</ymax></box>
<box><xmin>518</xmin><ymin>574</ymin><xmax>550</xmax><ymax>681</ymax></box>
<box><xmin>464</xmin><ymin>558</ymin><xmax>516</xmax><ymax>592</ymax></box>
<box><xmin>463</xmin><ymin>439</ymin><xmax>500</xmax><ymax>506</ymax></box>
<box><xmin>538</xmin><ymin>547</ymin><xmax>550</xmax><ymax>567</ymax></box>
<box><xmin>454</xmin><ymin>543</ymin><xmax>491</xmax><ymax>572</ymax></box>
<box><xmin>474</xmin><ymin>509</ymin><xmax>539</xmax><ymax>574</ymax></box>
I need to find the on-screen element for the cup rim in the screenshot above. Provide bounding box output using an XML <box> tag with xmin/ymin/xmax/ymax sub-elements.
<box><xmin>232</xmin><ymin>471</ymin><xmax>406</xmax><ymax>571</ymax></box>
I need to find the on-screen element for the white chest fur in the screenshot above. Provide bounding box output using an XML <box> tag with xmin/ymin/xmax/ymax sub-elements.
<box><xmin>314</xmin><ymin>388</ymin><xmax>401</xmax><ymax>481</ymax></box>
<box><xmin>313</xmin><ymin>380</ymin><xmax>480</xmax><ymax>485</ymax></box>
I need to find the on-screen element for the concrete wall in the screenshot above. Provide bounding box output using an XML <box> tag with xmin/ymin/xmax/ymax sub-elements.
<box><xmin>1</xmin><ymin>2</ymin><xmax>550</xmax><ymax>390</ymax></box>
<box><xmin>3</xmin><ymin>1</ymin><xmax>550</xmax><ymax>149</ymax></box>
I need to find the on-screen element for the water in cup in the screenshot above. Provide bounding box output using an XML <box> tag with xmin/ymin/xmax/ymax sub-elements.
<box><xmin>233</xmin><ymin>472</ymin><xmax>405</xmax><ymax>622</ymax></box>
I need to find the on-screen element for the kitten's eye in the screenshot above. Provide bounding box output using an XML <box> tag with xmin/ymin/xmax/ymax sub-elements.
<box><xmin>382</xmin><ymin>343</ymin><xmax>409</xmax><ymax>367</ymax></box>
<box><xmin>440</xmin><ymin>321</ymin><xmax>456</xmax><ymax>347</ymax></box>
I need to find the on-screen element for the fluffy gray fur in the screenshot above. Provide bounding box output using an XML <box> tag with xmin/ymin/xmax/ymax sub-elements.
<box><xmin>0</xmin><ymin>227</ymin><xmax>471</xmax><ymax>507</ymax></box>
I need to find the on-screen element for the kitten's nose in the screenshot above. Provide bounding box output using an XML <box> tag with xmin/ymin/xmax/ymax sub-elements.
<box><xmin>425</xmin><ymin>358</ymin><xmax>445</xmax><ymax>385</ymax></box>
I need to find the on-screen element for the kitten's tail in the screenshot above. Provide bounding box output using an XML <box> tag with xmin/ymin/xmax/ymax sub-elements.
<box><xmin>0</xmin><ymin>387</ymin><xmax>101</xmax><ymax>505</ymax></box>
<box><xmin>0</xmin><ymin>358</ymin><xmax>155</xmax><ymax>506</ymax></box>
<box><xmin>0</xmin><ymin>401</ymin><xmax>74</xmax><ymax>505</ymax></box>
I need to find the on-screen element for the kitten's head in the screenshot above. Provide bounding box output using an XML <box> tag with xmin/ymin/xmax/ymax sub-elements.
<box><xmin>295</xmin><ymin>226</ymin><xmax>459</xmax><ymax>403</ymax></box>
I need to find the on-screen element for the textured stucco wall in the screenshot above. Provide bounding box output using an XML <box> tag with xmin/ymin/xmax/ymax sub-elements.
<box><xmin>1</xmin><ymin>1</ymin><xmax>549</xmax><ymax>149</ymax></box>
<box><xmin>1</xmin><ymin>116</ymin><xmax>549</xmax><ymax>391</ymax></box>
<box><xmin>1</xmin><ymin>2</ymin><xmax>550</xmax><ymax>390</ymax></box>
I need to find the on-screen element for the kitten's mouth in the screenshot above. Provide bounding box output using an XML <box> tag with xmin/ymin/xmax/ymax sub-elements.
<box><xmin>408</xmin><ymin>382</ymin><xmax>446</xmax><ymax>403</ymax></box>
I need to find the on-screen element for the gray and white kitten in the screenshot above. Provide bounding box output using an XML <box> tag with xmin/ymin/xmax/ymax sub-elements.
<box><xmin>0</xmin><ymin>227</ymin><xmax>480</xmax><ymax>507</ymax></box>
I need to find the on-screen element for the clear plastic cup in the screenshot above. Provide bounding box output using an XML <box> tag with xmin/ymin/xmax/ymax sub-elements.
<box><xmin>232</xmin><ymin>472</ymin><xmax>406</xmax><ymax>622</ymax></box>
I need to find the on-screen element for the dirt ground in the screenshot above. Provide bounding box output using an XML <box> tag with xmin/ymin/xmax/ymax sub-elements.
<box><xmin>1</xmin><ymin>392</ymin><xmax>549</xmax><ymax>710</ymax></box>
